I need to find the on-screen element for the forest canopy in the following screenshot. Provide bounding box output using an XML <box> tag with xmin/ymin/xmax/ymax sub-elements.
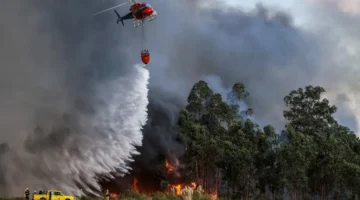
<box><xmin>176</xmin><ymin>80</ymin><xmax>360</xmax><ymax>200</ymax></box>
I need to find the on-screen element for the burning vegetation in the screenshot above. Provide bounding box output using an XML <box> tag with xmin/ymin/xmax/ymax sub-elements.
<box><xmin>124</xmin><ymin>158</ymin><xmax>217</xmax><ymax>200</ymax></box>
<box><xmin>164</xmin><ymin>159</ymin><xmax>197</xmax><ymax>195</ymax></box>
<box><xmin>99</xmin><ymin>81</ymin><xmax>360</xmax><ymax>200</ymax></box>
<box><xmin>133</xmin><ymin>178</ymin><xmax>139</xmax><ymax>193</ymax></box>
<box><xmin>165</xmin><ymin>159</ymin><xmax>175</xmax><ymax>174</ymax></box>
<box><xmin>130</xmin><ymin>159</ymin><xmax>197</xmax><ymax>195</ymax></box>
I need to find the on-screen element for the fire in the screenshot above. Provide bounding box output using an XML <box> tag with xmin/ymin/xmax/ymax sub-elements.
<box><xmin>165</xmin><ymin>159</ymin><xmax>198</xmax><ymax>196</ymax></box>
<box><xmin>168</xmin><ymin>184</ymin><xmax>182</xmax><ymax>195</ymax></box>
<box><xmin>133</xmin><ymin>177</ymin><xmax>139</xmax><ymax>193</ymax></box>
<box><xmin>190</xmin><ymin>182</ymin><xmax>196</xmax><ymax>190</ymax></box>
<box><xmin>109</xmin><ymin>193</ymin><xmax>117</xmax><ymax>198</ymax></box>
<box><xmin>210</xmin><ymin>192</ymin><xmax>218</xmax><ymax>200</ymax></box>
<box><xmin>168</xmin><ymin>182</ymin><xmax>196</xmax><ymax>196</ymax></box>
<box><xmin>165</xmin><ymin>159</ymin><xmax>175</xmax><ymax>174</ymax></box>
<box><xmin>129</xmin><ymin>159</ymin><xmax>217</xmax><ymax>198</ymax></box>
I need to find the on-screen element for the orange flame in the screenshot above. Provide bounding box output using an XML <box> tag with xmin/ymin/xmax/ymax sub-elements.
<box><xmin>165</xmin><ymin>159</ymin><xmax>175</xmax><ymax>174</ymax></box>
<box><xmin>168</xmin><ymin>182</ymin><xmax>196</xmax><ymax>196</ymax></box>
<box><xmin>190</xmin><ymin>182</ymin><xmax>196</xmax><ymax>190</ymax></box>
<box><xmin>109</xmin><ymin>193</ymin><xmax>117</xmax><ymax>198</ymax></box>
<box><xmin>133</xmin><ymin>177</ymin><xmax>139</xmax><ymax>193</ymax></box>
<box><xmin>210</xmin><ymin>192</ymin><xmax>217</xmax><ymax>200</ymax></box>
<box><xmin>168</xmin><ymin>184</ymin><xmax>182</xmax><ymax>195</ymax></box>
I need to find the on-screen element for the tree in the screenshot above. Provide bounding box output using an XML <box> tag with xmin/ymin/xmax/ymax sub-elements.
<box><xmin>227</xmin><ymin>82</ymin><xmax>253</xmax><ymax>121</ymax></box>
<box><xmin>179</xmin><ymin>81</ymin><xmax>261</xmax><ymax>198</ymax></box>
<box><xmin>186</xmin><ymin>80</ymin><xmax>213</xmax><ymax>119</ymax></box>
<box><xmin>177</xmin><ymin>82</ymin><xmax>360</xmax><ymax>200</ymax></box>
<box><xmin>283</xmin><ymin>85</ymin><xmax>337</xmax><ymax>136</ymax></box>
<box><xmin>279</xmin><ymin>125</ymin><xmax>313</xmax><ymax>200</ymax></box>
<box><xmin>256</xmin><ymin>125</ymin><xmax>284</xmax><ymax>200</ymax></box>
<box><xmin>282</xmin><ymin>85</ymin><xmax>360</xmax><ymax>199</ymax></box>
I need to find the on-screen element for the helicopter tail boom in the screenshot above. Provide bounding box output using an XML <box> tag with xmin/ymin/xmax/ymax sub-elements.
<box><xmin>114</xmin><ymin>10</ymin><xmax>125</xmax><ymax>26</ymax></box>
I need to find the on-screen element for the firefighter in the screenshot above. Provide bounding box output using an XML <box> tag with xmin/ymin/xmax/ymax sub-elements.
<box><xmin>24</xmin><ymin>188</ymin><xmax>30</xmax><ymax>200</ymax></box>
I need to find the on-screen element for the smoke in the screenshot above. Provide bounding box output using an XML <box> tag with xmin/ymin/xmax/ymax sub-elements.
<box><xmin>143</xmin><ymin>2</ymin><xmax>323</xmax><ymax>129</ymax></box>
<box><xmin>307</xmin><ymin>0</ymin><xmax>360</xmax><ymax>15</ymax></box>
<box><xmin>1</xmin><ymin>0</ymin><xmax>360</xmax><ymax>196</ymax></box>
<box><xmin>0</xmin><ymin>61</ymin><xmax>149</xmax><ymax>196</ymax></box>
<box><xmin>143</xmin><ymin>0</ymin><xmax>360</xmax><ymax>132</ymax></box>
<box><xmin>0</xmin><ymin>0</ymin><xmax>150</xmax><ymax>196</ymax></box>
<box><xmin>137</xmin><ymin>0</ymin><xmax>360</xmax><ymax>179</ymax></box>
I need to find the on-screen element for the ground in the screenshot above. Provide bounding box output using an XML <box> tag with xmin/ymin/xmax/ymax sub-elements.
<box><xmin>1</xmin><ymin>190</ymin><xmax>217</xmax><ymax>200</ymax></box>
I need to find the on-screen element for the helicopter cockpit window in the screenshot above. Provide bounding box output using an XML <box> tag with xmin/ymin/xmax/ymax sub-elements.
<box><xmin>145</xmin><ymin>3</ymin><xmax>152</xmax><ymax>8</ymax></box>
<box><xmin>139</xmin><ymin>4</ymin><xmax>146</xmax><ymax>9</ymax></box>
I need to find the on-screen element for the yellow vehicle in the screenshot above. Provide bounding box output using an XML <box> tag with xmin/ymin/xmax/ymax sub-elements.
<box><xmin>33</xmin><ymin>190</ymin><xmax>75</xmax><ymax>200</ymax></box>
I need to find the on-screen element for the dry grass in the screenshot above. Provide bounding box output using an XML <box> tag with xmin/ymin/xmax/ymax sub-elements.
<box><xmin>3</xmin><ymin>190</ymin><xmax>218</xmax><ymax>200</ymax></box>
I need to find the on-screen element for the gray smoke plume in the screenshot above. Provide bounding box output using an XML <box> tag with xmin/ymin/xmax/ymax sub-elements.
<box><xmin>143</xmin><ymin>0</ymin><xmax>360</xmax><ymax>132</ymax></box>
<box><xmin>1</xmin><ymin>0</ymin><xmax>359</xmax><ymax>196</ymax></box>
<box><xmin>138</xmin><ymin>0</ymin><xmax>360</xmax><ymax>180</ymax></box>
<box><xmin>0</xmin><ymin>0</ymin><xmax>150</xmax><ymax>196</ymax></box>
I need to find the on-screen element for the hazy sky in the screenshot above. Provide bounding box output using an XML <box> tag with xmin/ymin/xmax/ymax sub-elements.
<box><xmin>0</xmin><ymin>0</ymin><xmax>359</xmax><ymax>195</ymax></box>
<box><xmin>215</xmin><ymin>0</ymin><xmax>360</xmax><ymax>134</ymax></box>
<box><xmin>223</xmin><ymin>0</ymin><xmax>359</xmax><ymax>26</ymax></box>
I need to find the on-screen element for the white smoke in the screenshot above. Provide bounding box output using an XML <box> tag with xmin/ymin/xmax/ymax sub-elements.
<box><xmin>0</xmin><ymin>64</ymin><xmax>149</xmax><ymax>196</ymax></box>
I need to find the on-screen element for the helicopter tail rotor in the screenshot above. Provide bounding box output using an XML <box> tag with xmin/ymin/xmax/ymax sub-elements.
<box><xmin>93</xmin><ymin>1</ymin><xmax>131</xmax><ymax>16</ymax></box>
<box><xmin>114</xmin><ymin>10</ymin><xmax>125</xmax><ymax>26</ymax></box>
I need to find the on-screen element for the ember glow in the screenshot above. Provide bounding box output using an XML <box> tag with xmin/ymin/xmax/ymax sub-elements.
<box><xmin>165</xmin><ymin>159</ymin><xmax>175</xmax><ymax>174</ymax></box>
<box><xmin>165</xmin><ymin>159</ymin><xmax>197</xmax><ymax>195</ymax></box>
<box><xmin>167</xmin><ymin>182</ymin><xmax>196</xmax><ymax>195</ymax></box>
<box><xmin>133</xmin><ymin>177</ymin><xmax>140</xmax><ymax>193</ymax></box>
<box><xmin>127</xmin><ymin>159</ymin><xmax>214</xmax><ymax>198</ymax></box>
<box><xmin>110</xmin><ymin>193</ymin><xmax>117</xmax><ymax>198</ymax></box>
<box><xmin>168</xmin><ymin>184</ymin><xmax>182</xmax><ymax>195</ymax></box>
<box><xmin>190</xmin><ymin>182</ymin><xmax>196</xmax><ymax>189</ymax></box>
<box><xmin>211</xmin><ymin>192</ymin><xmax>218</xmax><ymax>200</ymax></box>
<box><xmin>165</xmin><ymin>158</ymin><xmax>181</xmax><ymax>177</ymax></box>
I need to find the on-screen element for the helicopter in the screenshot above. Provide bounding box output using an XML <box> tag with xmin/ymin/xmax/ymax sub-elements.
<box><xmin>93</xmin><ymin>0</ymin><xmax>157</xmax><ymax>28</ymax></box>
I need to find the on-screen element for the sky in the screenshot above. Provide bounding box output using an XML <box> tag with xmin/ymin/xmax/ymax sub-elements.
<box><xmin>0</xmin><ymin>0</ymin><xmax>360</xmax><ymax>196</ymax></box>
<box><xmin>223</xmin><ymin>0</ymin><xmax>359</xmax><ymax>26</ymax></box>
<box><xmin>216</xmin><ymin>0</ymin><xmax>360</xmax><ymax>134</ymax></box>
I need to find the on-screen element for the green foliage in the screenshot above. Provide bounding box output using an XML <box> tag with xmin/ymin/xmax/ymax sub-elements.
<box><xmin>278</xmin><ymin>125</ymin><xmax>313</xmax><ymax>198</ymax></box>
<box><xmin>178</xmin><ymin>82</ymin><xmax>360</xmax><ymax>199</ymax></box>
<box><xmin>6</xmin><ymin>83</ymin><xmax>360</xmax><ymax>200</ymax></box>
<box><xmin>192</xmin><ymin>191</ymin><xmax>213</xmax><ymax>200</ymax></box>
<box><xmin>283</xmin><ymin>85</ymin><xmax>337</xmax><ymax>136</ymax></box>
<box><xmin>186</xmin><ymin>80</ymin><xmax>213</xmax><ymax>117</ymax></box>
<box><xmin>119</xmin><ymin>189</ymin><xmax>148</xmax><ymax>200</ymax></box>
<box><xmin>150</xmin><ymin>192</ymin><xmax>181</xmax><ymax>200</ymax></box>
<box><xmin>111</xmin><ymin>192</ymin><xmax>214</xmax><ymax>200</ymax></box>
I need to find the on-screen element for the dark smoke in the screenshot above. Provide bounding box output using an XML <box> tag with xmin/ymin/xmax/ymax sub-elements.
<box><xmin>0</xmin><ymin>0</ymin><xmax>149</xmax><ymax>196</ymax></box>
<box><xmin>0</xmin><ymin>0</ymin><xmax>359</xmax><ymax>196</ymax></box>
<box><xmin>130</xmin><ymin>0</ymin><xmax>360</xmax><ymax>183</ymax></box>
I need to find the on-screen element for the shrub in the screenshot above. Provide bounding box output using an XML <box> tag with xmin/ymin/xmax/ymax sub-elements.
<box><xmin>151</xmin><ymin>192</ymin><xmax>181</xmax><ymax>200</ymax></box>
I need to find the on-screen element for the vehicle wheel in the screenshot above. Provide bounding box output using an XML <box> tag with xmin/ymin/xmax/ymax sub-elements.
<box><xmin>65</xmin><ymin>199</ymin><xmax>70</xmax><ymax>200</ymax></box>
<box><xmin>40</xmin><ymin>198</ymin><xmax>46</xmax><ymax>200</ymax></box>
